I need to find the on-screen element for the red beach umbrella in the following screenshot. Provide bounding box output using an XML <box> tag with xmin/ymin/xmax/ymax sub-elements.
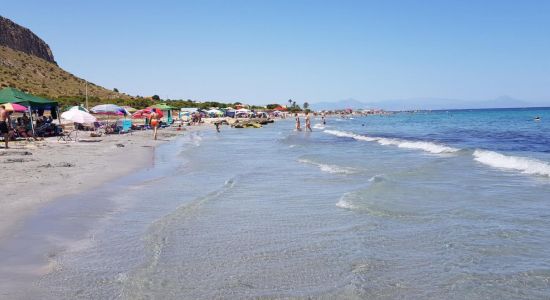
<box><xmin>132</xmin><ymin>107</ymin><xmax>164</xmax><ymax>119</ymax></box>
<box><xmin>3</xmin><ymin>102</ymin><xmax>28</xmax><ymax>112</ymax></box>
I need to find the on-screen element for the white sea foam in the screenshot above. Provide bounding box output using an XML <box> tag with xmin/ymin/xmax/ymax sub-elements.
<box><xmin>473</xmin><ymin>150</ymin><xmax>550</xmax><ymax>177</ymax></box>
<box><xmin>313</xmin><ymin>124</ymin><xmax>325</xmax><ymax>129</ymax></box>
<box><xmin>298</xmin><ymin>159</ymin><xmax>357</xmax><ymax>174</ymax></box>
<box><xmin>336</xmin><ymin>194</ymin><xmax>354</xmax><ymax>209</ymax></box>
<box><xmin>368</xmin><ymin>174</ymin><xmax>385</xmax><ymax>182</ymax></box>
<box><xmin>324</xmin><ymin>130</ymin><xmax>459</xmax><ymax>154</ymax></box>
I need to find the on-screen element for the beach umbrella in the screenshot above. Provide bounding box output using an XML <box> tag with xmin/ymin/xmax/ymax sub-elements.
<box><xmin>132</xmin><ymin>107</ymin><xmax>164</xmax><ymax>119</ymax></box>
<box><xmin>123</xmin><ymin>106</ymin><xmax>137</xmax><ymax>113</ymax></box>
<box><xmin>61</xmin><ymin>109</ymin><xmax>97</xmax><ymax>124</ymax></box>
<box><xmin>207</xmin><ymin>109</ymin><xmax>223</xmax><ymax>116</ymax></box>
<box><xmin>2</xmin><ymin>102</ymin><xmax>28</xmax><ymax>112</ymax></box>
<box><xmin>68</xmin><ymin>105</ymin><xmax>89</xmax><ymax>112</ymax></box>
<box><xmin>90</xmin><ymin>104</ymin><xmax>126</xmax><ymax>115</ymax></box>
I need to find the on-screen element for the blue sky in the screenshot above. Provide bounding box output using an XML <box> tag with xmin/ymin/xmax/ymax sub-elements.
<box><xmin>3</xmin><ymin>0</ymin><xmax>550</xmax><ymax>105</ymax></box>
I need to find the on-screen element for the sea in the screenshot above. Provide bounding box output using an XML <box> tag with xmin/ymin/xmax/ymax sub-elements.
<box><xmin>1</xmin><ymin>107</ymin><xmax>550</xmax><ymax>299</ymax></box>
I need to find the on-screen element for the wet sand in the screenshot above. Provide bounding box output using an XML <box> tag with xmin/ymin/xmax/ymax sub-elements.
<box><xmin>0</xmin><ymin>127</ymin><xmax>202</xmax><ymax>241</ymax></box>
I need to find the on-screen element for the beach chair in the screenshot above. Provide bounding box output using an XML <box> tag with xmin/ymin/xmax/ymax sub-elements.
<box><xmin>58</xmin><ymin>124</ymin><xmax>78</xmax><ymax>142</ymax></box>
<box><xmin>115</xmin><ymin>119</ymin><xmax>132</xmax><ymax>134</ymax></box>
<box><xmin>57</xmin><ymin>130</ymin><xmax>78</xmax><ymax>142</ymax></box>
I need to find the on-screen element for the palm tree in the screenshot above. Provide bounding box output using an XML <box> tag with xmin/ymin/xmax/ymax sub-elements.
<box><xmin>288</xmin><ymin>99</ymin><xmax>292</xmax><ymax>108</ymax></box>
<box><xmin>303</xmin><ymin>102</ymin><xmax>309</xmax><ymax>110</ymax></box>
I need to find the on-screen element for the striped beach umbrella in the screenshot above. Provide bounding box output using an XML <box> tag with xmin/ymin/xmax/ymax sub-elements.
<box><xmin>2</xmin><ymin>102</ymin><xmax>28</xmax><ymax>112</ymax></box>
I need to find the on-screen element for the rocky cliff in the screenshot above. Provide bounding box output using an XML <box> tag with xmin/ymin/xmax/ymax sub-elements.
<box><xmin>0</xmin><ymin>16</ymin><xmax>56</xmax><ymax>64</ymax></box>
<box><xmin>0</xmin><ymin>16</ymin><xmax>129</xmax><ymax>99</ymax></box>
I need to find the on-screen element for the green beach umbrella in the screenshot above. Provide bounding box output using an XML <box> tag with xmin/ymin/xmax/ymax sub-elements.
<box><xmin>151</xmin><ymin>103</ymin><xmax>174</xmax><ymax>110</ymax></box>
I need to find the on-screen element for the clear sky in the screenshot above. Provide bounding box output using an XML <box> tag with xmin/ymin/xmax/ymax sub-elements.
<box><xmin>3</xmin><ymin>0</ymin><xmax>550</xmax><ymax>105</ymax></box>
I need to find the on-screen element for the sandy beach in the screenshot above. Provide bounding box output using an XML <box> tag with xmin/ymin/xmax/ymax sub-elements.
<box><xmin>0</xmin><ymin>127</ymin><xmax>202</xmax><ymax>241</ymax></box>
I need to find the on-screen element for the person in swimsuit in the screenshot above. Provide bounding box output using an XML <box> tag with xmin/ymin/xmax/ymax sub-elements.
<box><xmin>295</xmin><ymin>113</ymin><xmax>301</xmax><ymax>131</ymax></box>
<box><xmin>305</xmin><ymin>112</ymin><xmax>312</xmax><ymax>132</ymax></box>
<box><xmin>0</xmin><ymin>105</ymin><xmax>11</xmax><ymax>149</ymax></box>
<box><xmin>149</xmin><ymin>109</ymin><xmax>159</xmax><ymax>140</ymax></box>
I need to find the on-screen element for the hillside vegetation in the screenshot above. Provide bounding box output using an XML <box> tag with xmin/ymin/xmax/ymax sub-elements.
<box><xmin>0</xmin><ymin>45</ymin><xmax>128</xmax><ymax>101</ymax></box>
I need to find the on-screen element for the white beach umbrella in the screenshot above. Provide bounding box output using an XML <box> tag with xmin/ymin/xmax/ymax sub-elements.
<box><xmin>61</xmin><ymin>109</ymin><xmax>97</xmax><ymax>124</ymax></box>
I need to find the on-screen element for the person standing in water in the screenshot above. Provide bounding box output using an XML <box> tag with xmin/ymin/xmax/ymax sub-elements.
<box><xmin>295</xmin><ymin>113</ymin><xmax>301</xmax><ymax>131</ymax></box>
<box><xmin>149</xmin><ymin>109</ymin><xmax>159</xmax><ymax>140</ymax></box>
<box><xmin>321</xmin><ymin>113</ymin><xmax>326</xmax><ymax>125</ymax></box>
<box><xmin>305</xmin><ymin>112</ymin><xmax>312</xmax><ymax>132</ymax></box>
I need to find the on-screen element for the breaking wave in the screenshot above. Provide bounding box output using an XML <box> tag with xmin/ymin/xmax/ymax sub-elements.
<box><xmin>336</xmin><ymin>193</ymin><xmax>355</xmax><ymax>209</ymax></box>
<box><xmin>324</xmin><ymin>130</ymin><xmax>460</xmax><ymax>154</ymax></box>
<box><xmin>298</xmin><ymin>158</ymin><xmax>358</xmax><ymax>175</ymax></box>
<box><xmin>473</xmin><ymin>150</ymin><xmax>550</xmax><ymax>177</ymax></box>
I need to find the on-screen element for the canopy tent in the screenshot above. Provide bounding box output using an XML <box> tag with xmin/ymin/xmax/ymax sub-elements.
<box><xmin>0</xmin><ymin>87</ymin><xmax>58</xmax><ymax>109</ymax></box>
<box><xmin>235</xmin><ymin>110</ymin><xmax>251</xmax><ymax>118</ymax></box>
<box><xmin>0</xmin><ymin>87</ymin><xmax>59</xmax><ymax>135</ymax></box>
<box><xmin>151</xmin><ymin>103</ymin><xmax>174</xmax><ymax>123</ymax></box>
<box><xmin>180</xmin><ymin>107</ymin><xmax>198</xmax><ymax>113</ymax></box>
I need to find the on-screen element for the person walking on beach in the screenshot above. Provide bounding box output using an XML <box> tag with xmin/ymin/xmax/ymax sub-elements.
<box><xmin>295</xmin><ymin>113</ymin><xmax>301</xmax><ymax>131</ymax></box>
<box><xmin>149</xmin><ymin>109</ymin><xmax>159</xmax><ymax>140</ymax></box>
<box><xmin>305</xmin><ymin>112</ymin><xmax>312</xmax><ymax>132</ymax></box>
<box><xmin>0</xmin><ymin>105</ymin><xmax>11</xmax><ymax>149</ymax></box>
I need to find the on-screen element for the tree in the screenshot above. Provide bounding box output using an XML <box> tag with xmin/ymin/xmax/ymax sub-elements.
<box><xmin>303</xmin><ymin>102</ymin><xmax>309</xmax><ymax>110</ymax></box>
<box><xmin>113</xmin><ymin>88</ymin><xmax>119</xmax><ymax>93</ymax></box>
<box><xmin>266</xmin><ymin>104</ymin><xmax>280</xmax><ymax>109</ymax></box>
<box><xmin>152</xmin><ymin>95</ymin><xmax>160</xmax><ymax>101</ymax></box>
<box><xmin>292</xmin><ymin>101</ymin><xmax>296</xmax><ymax>108</ymax></box>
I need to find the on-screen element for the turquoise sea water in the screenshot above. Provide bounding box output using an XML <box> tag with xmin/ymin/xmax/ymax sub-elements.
<box><xmin>2</xmin><ymin>108</ymin><xmax>550</xmax><ymax>299</ymax></box>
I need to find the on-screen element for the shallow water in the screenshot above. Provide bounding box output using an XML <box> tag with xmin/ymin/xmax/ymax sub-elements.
<box><xmin>2</xmin><ymin>108</ymin><xmax>550</xmax><ymax>299</ymax></box>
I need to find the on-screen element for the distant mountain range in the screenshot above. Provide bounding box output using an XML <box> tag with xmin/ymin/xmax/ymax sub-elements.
<box><xmin>312</xmin><ymin>97</ymin><xmax>549</xmax><ymax>111</ymax></box>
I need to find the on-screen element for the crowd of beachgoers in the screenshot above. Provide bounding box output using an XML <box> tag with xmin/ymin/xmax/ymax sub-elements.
<box><xmin>1</xmin><ymin>97</ymin><xmax>386</xmax><ymax>149</ymax></box>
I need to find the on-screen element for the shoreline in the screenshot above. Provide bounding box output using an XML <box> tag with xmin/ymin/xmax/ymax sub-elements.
<box><xmin>0</xmin><ymin>126</ymin><xmax>207</xmax><ymax>242</ymax></box>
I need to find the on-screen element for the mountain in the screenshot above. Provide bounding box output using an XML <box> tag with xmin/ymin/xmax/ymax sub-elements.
<box><xmin>311</xmin><ymin>98</ymin><xmax>373</xmax><ymax>111</ymax></box>
<box><xmin>0</xmin><ymin>16</ymin><xmax>127</xmax><ymax>99</ymax></box>
<box><xmin>0</xmin><ymin>16</ymin><xmax>55</xmax><ymax>64</ymax></box>
<box><xmin>312</xmin><ymin>97</ymin><xmax>545</xmax><ymax>111</ymax></box>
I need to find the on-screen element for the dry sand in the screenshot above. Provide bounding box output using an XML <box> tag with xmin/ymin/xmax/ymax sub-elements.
<box><xmin>0</xmin><ymin>127</ymin><xmax>197</xmax><ymax>241</ymax></box>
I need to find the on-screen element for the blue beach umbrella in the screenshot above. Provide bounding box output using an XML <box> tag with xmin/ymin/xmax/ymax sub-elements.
<box><xmin>91</xmin><ymin>104</ymin><xmax>127</xmax><ymax>115</ymax></box>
